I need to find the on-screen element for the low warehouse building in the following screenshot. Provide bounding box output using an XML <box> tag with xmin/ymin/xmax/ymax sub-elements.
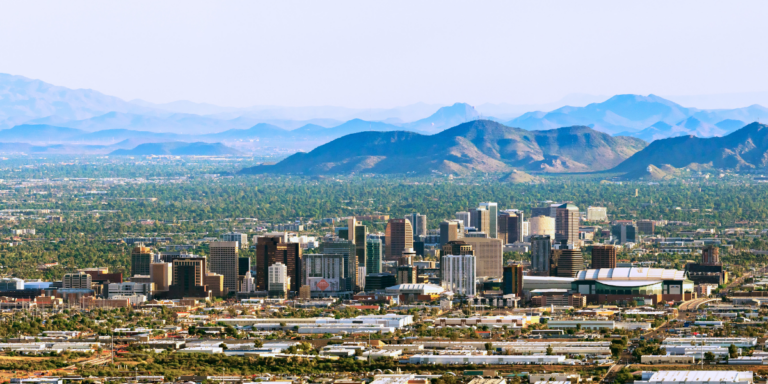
<box><xmin>408</xmin><ymin>354</ymin><xmax>565</xmax><ymax>365</ymax></box>
<box><xmin>641</xmin><ymin>355</ymin><xmax>695</xmax><ymax>364</ymax></box>
<box><xmin>662</xmin><ymin>337</ymin><xmax>757</xmax><ymax>348</ymax></box>
<box><xmin>635</xmin><ymin>371</ymin><xmax>752</xmax><ymax>384</ymax></box>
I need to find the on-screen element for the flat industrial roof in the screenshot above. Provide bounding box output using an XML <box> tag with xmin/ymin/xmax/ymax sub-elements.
<box><xmin>576</xmin><ymin>267</ymin><xmax>686</xmax><ymax>281</ymax></box>
<box><xmin>642</xmin><ymin>371</ymin><xmax>753</xmax><ymax>383</ymax></box>
<box><xmin>596</xmin><ymin>280</ymin><xmax>662</xmax><ymax>287</ymax></box>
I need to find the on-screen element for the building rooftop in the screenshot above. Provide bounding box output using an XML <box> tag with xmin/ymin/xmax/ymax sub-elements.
<box><xmin>640</xmin><ymin>371</ymin><xmax>753</xmax><ymax>383</ymax></box>
<box><xmin>384</xmin><ymin>284</ymin><xmax>444</xmax><ymax>294</ymax></box>
<box><xmin>576</xmin><ymin>267</ymin><xmax>686</xmax><ymax>281</ymax></box>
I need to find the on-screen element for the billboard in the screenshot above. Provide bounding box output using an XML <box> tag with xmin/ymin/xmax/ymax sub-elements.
<box><xmin>307</xmin><ymin>277</ymin><xmax>341</xmax><ymax>292</ymax></box>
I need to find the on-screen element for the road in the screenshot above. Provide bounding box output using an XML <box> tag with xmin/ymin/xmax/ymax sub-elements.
<box><xmin>679</xmin><ymin>297</ymin><xmax>718</xmax><ymax>311</ymax></box>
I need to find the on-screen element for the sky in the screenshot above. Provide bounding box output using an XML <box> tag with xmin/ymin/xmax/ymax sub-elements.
<box><xmin>1</xmin><ymin>1</ymin><xmax>767</xmax><ymax>109</ymax></box>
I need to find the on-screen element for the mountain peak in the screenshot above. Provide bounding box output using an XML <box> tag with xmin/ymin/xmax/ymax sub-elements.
<box><xmin>241</xmin><ymin>120</ymin><xmax>646</xmax><ymax>176</ymax></box>
<box><xmin>405</xmin><ymin>103</ymin><xmax>480</xmax><ymax>134</ymax></box>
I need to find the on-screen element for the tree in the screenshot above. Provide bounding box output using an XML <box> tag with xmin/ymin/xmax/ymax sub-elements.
<box><xmin>546</xmin><ymin>345</ymin><xmax>554</xmax><ymax>355</ymax></box>
<box><xmin>705</xmin><ymin>351</ymin><xmax>715</xmax><ymax>362</ymax></box>
<box><xmin>729</xmin><ymin>343</ymin><xmax>738</xmax><ymax>358</ymax></box>
<box><xmin>614</xmin><ymin>368</ymin><xmax>634</xmax><ymax>384</ymax></box>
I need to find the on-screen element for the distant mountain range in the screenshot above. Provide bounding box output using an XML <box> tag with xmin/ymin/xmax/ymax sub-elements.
<box><xmin>4</xmin><ymin>72</ymin><xmax>768</xmax><ymax>160</ymax></box>
<box><xmin>509</xmin><ymin>94</ymin><xmax>768</xmax><ymax>139</ymax></box>
<box><xmin>240</xmin><ymin>120</ymin><xmax>646</xmax><ymax>175</ymax></box>
<box><xmin>110</xmin><ymin>142</ymin><xmax>241</xmax><ymax>156</ymax></box>
<box><xmin>611</xmin><ymin>122</ymin><xmax>768</xmax><ymax>177</ymax></box>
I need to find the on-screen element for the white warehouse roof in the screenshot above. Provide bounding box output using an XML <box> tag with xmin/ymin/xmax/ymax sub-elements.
<box><xmin>639</xmin><ymin>371</ymin><xmax>753</xmax><ymax>383</ymax></box>
<box><xmin>576</xmin><ymin>267</ymin><xmax>686</xmax><ymax>281</ymax></box>
<box><xmin>384</xmin><ymin>284</ymin><xmax>444</xmax><ymax>295</ymax></box>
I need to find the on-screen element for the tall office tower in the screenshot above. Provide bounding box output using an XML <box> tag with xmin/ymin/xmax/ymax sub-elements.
<box><xmin>611</xmin><ymin>222</ymin><xmax>637</xmax><ymax>244</ymax></box>
<box><xmin>397</xmin><ymin>265</ymin><xmax>417</xmax><ymax>285</ymax></box>
<box><xmin>268</xmin><ymin>262</ymin><xmax>290</xmax><ymax>298</ymax></box>
<box><xmin>63</xmin><ymin>272</ymin><xmax>92</xmax><ymax>289</ymax></box>
<box><xmin>550</xmin><ymin>249</ymin><xmax>562</xmax><ymax>277</ymax></box>
<box><xmin>456</xmin><ymin>211</ymin><xmax>471</xmax><ymax>228</ymax></box>
<box><xmin>555</xmin><ymin>203</ymin><xmax>580</xmax><ymax>246</ymax></box>
<box><xmin>171</xmin><ymin>257</ymin><xmax>206</xmax><ymax>295</ymax></box>
<box><xmin>221</xmin><ymin>232</ymin><xmax>249</xmax><ymax>249</ymax></box>
<box><xmin>531</xmin><ymin>206</ymin><xmax>550</xmax><ymax>219</ymax></box>
<box><xmin>530</xmin><ymin>235</ymin><xmax>552</xmax><ymax>274</ymax></box>
<box><xmin>205</xmin><ymin>273</ymin><xmax>225</xmax><ymax>297</ymax></box>
<box><xmin>463</xmin><ymin>237</ymin><xmax>503</xmax><ymax>278</ymax></box>
<box><xmin>479</xmin><ymin>202</ymin><xmax>498</xmax><ymax>238</ymax></box>
<box><xmin>413</xmin><ymin>240</ymin><xmax>425</xmax><ymax>257</ymax></box>
<box><xmin>256</xmin><ymin>236</ymin><xmax>284</xmax><ymax>291</ymax></box>
<box><xmin>339</xmin><ymin>217</ymin><xmax>367</xmax><ymax>267</ymax></box>
<box><xmin>702</xmin><ymin>245</ymin><xmax>720</xmax><ymax>266</ymax></box>
<box><xmin>557</xmin><ymin>248</ymin><xmax>584</xmax><ymax>278</ymax></box>
<box><xmin>364</xmin><ymin>273</ymin><xmax>397</xmax><ymax>291</ymax></box>
<box><xmin>303</xmin><ymin>254</ymin><xmax>346</xmax><ymax>293</ymax></box>
<box><xmin>591</xmin><ymin>245</ymin><xmax>617</xmax><ymax>269</ymax></box>
<box><xmin>405</xmin><ymin>213</ymin><xmax>427</xmax><ymax>239</ymax></box>
<box><xmin>357</xmin><ymin>266</ymin><xmax>366</xmax><ymax>290</ymax></box>
<box><xmin>441</xmin><ymin>254</ymin><xmax>476</xmax><ymax>296</ymax></box>
<box><xmin>441</xmin><ymin>240</ymin><xmax>474</xmax><ymax>281</ymax></box>
<box><xmin>366</xmin><ymin>239</ymin><xmax>383</xmax><ymax>274</ymax></box>
<box><xmin>354</xmin><ymin>223</ymin><xmax>368</xmax><ymax>268</ymax></box>
<box><xmin>256</xmin><ymin>236</ymin><xmax>302</xmax><ymax>292</ymax></box>
<box><xmin>346</xmin><ymin>217</ymin><xmax>357</xmax><ymax>239</ymax></box>
<box><xmin>385</xmin><ymin>218</ymin><xmax>413</xmax><ymax>261</ymax></box>
<box><xmin>209</xmin><ymin>241</ymin><xmax>238</xmax><ymax>294</ymax></box>
<box><xmin>522</xmin><ymin>221</ymin><xmax>529</xmax><ymax>239</ymax></box>
<box><xmin>238</xmin><ymin>257</ymin><xmax>251</xmax><ymax>277</ymax></box>
<box><xmin>150</xmin><ymin>262</ymin><xmax>172</xmax><ymax>291</ymax></box>
<box><xmin>586</xmin><ymin>207</ymin><xmax>608</xmax><ymax>222</ymax></box>
<box><xmin>637</xmin><ymin>220</ymin><xmax>656</xmax><ymax>235</ymax></box>
<box><xmin>240</xmin><ymin>270</ymin><xmax>255</xmax><ymax>293</ymax></box>
<box><xmin>499</xmin><ymin>210</ymin><xmax>524</xmax><ymax>244</ymax></box>
<box><xmin>399</xmin><ymin>248</ymin><xmax>416</xmax><ymax>266</ymax></box>
<box><xmin>529</xmin><ymin>215</ymin><xmax>556</xmax><ymax>240</ymax></box>
<box><xmin>502</xmin><ymin>264</ymin><xmax>524</xmax><ymax>296</ymax></box>
<box><xmin>532</xmin><ymin>203</ymin><xmax>561</xmax><ymax>219</ymax></box>
<box><xmin>470</xmin><ymin>207</ymin><xmax>490</xmax><ymax>235</ymax></box>
<box><xmin>439</xmin><ymin>220</ymin><xmax>464</xmax><ymax>247</ymax></box>
<box><xmin>171</xmin><ymin>257</ymin><xmax>205</xmax><ymax>286</ymax></box>
<box><xmin>441</xmin><ymin>240</ymin><xmax>474</xmax><ymax>256</ymax></box>
<box><xmin>131</xmin><ymin>244</ymin><xmax>153</xmax><ymax>277</ymax></box>
<box><xmin>321</xmin><ymin>239</ymin><xmax>358</xmax><ymax>291</ymax></box>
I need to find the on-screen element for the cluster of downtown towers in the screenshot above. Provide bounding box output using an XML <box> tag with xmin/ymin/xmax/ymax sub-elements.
<box><xmin>132</xmin><ymin>202</ymin><xmax>601</xmax><ymax>298</ymax></box>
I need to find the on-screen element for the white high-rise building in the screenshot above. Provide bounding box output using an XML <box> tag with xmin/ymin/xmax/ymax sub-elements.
<box><xmin>405</xmin><ymin>213</ymin><xmax>427</xmax><ymax>239</ymax></box>
<box><xmin>529</xmin><ymin>215</ymin><xmax>556</xmax><ymax>241</ymax></box>
<box><xmin>303</xmin><ymin>254</ymin><xmax>345</xmax><ymax>293</ymax></box>
<box><xmin>587</xmin><ymin>207</ymin><xmax>608</xmax><ymax>222</ymax></box>
<box><xmin>240</xmin><ymin>270</ymin><xmax>255</xmax><ymax>293</ymax></box>
<box><xmin>221</xmin><ymin>232</ymin><xmax>249</xmax><ymax>249</ymax></box>
<box><xmin>268</xmin><ymin>262</ymin><xmax>290</xmax><ymax>297</ymax></box>
<box><xmin>441</xmin><ymin>254</ymin><xmax>476</xmax><ymax>296</ymax></box>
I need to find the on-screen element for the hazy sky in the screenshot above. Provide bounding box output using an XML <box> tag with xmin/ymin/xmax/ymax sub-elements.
<box><xmin>1</xmin><ymin>1</ymin><xmax>767</xmax><ymax>108</ymax></box>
